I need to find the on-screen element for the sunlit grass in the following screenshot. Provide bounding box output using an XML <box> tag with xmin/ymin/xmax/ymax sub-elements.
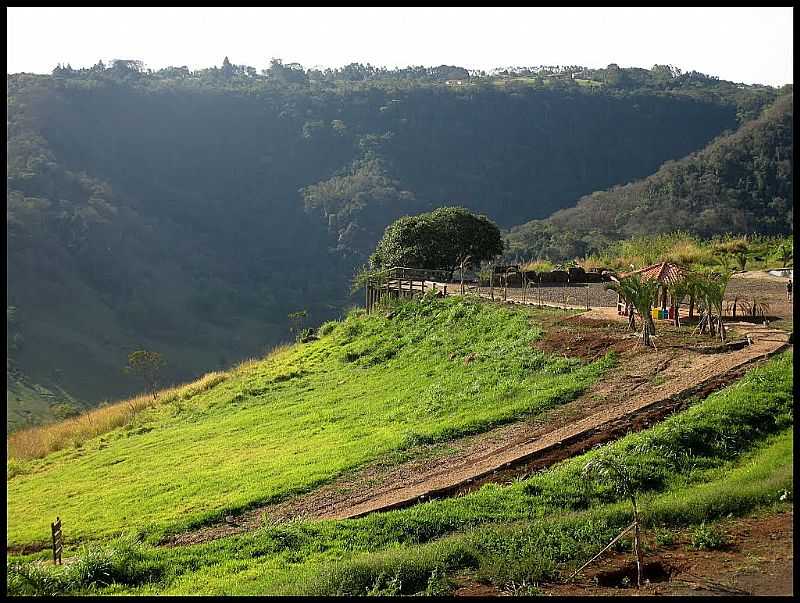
<box><xmin>9</xmin><ymin>351</ymin><xmax>790</xmax><ymax>596</ymax></box>
<box><xmin>7</xmin><ymin>295</ymin><xmax>611</xmax><ymax>547</ymax></box>
<box><xmin>581</xmin><ymin>232</ymin><xmax>792</xmax><ymax>272</ymax></box>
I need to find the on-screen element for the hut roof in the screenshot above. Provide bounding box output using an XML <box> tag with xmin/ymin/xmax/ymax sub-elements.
<box><xmin>621</xmin><ymin>261</ymin><xmax>688</xmax><ymax>285</ymax></box>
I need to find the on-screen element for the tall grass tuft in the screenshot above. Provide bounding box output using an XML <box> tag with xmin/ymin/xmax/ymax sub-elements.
<box><xmin>582</xmin><ymin>232</ymin><xmax>793</xmax><ymax>272</ymax></box>
<box><xmin>520</xmin><ymin>259</ymin><xmax>555</xmax><ymax>272</ymax></box>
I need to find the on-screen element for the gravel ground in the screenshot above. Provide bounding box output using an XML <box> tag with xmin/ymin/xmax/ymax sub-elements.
<box><xmin>469</xmin><ymin>283</ymin><xmax>619</xmax><ymax>308</ymax></box>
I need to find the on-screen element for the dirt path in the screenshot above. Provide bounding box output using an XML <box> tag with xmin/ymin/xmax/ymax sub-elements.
<box><xmin>162</xmin><ymin>318</ymin><xmax>789</xmax><ymax>547</ymax></box>
<box><xmin>455</xmin><ymin>510</ymin><xmax>794</xmax><ymax>596</ymax></box>
<box><xmin>442</xmin><ymin>271</ymin><xmax>795</xmax><ymax>325</ymax></box>
<box><xmin>321</xmin><ymin>322</ymin><xmax>787</xmax><ymax>521</ymax></box>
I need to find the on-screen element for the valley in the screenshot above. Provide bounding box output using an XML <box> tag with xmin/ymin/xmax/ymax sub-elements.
<box><xmin>5</xmin><ymin>43</ymin><xmax>793</xmax><ymax>597</ymax></box>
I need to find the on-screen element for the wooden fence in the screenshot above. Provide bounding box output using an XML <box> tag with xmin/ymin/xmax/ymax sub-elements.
<box><xmin>363</xmin><ymin>265</ymin><xmax>618</xmax><ymax>312</ymax></box>
<box><xmin>365</xmin><ymin>267</ymin><xmax>452</xmax><ymax>313</ymax></box>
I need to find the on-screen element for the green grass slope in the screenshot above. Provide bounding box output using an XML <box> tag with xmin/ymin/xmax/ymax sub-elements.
<box><xmin>7</xmin><ymin>296</ymin><xmax>612</xmax><ymax>547</ymax></box>
<box><xmin>7</xmin><ymin>351</ymin><xmax>792</xmax><ymax>596</ymax></box>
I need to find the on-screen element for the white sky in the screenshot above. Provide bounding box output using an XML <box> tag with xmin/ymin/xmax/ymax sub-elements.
<box><xmin>6</xmin><ymin>7</ymin><xmax>794</xmax><ymax>86</ymax></box>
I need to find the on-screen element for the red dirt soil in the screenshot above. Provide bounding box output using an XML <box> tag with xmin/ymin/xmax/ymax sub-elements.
<box><xmin>453</xmin><ymin>511</ymin><xmax>794</xmax><ymax>596</ymax></box>
<box><xmin>545</xmin><ymin>510</ymin><xmax>794</xmax><ymax>597</ymax></box>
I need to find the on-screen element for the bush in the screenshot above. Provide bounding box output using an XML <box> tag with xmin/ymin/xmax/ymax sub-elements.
<box><xmin>689</xmin><ymin>522</ymin><xmax>728</xmax><ymax>550</ymax></box>
<box><xmin>318</xmin><ymin>321</ymin><xmax>338</xmax><ymax>337</ymax></box>
<box><xmin>296</xmin><ymin>328</ymin><xmax>317</xmax><ymax>343</ymax></box>
<box><xmin>653</xmin><ymin>527</ymin><xmax>676</xmax><ymax>547</ymax></box>
<box><xmin>6</xmin><ymin>536</ymin><xmax>161</xmax><ymax>596</ymax></box>
<box><xmin>281</xmin><ymin>538</ymin><xmax>478</xmax><ymax>596</ymax></box>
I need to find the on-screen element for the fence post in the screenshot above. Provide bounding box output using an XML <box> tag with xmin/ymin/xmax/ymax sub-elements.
<box><xmin>51</xmin><ymin>517</ymin><xmax>62</xmax><ymax>565</ymax></box>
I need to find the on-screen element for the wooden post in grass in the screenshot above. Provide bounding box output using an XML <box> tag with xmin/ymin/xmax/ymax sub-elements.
<box><xmin>460</xmin><ymin>255</ymin><xmax>471</xmax><ymax>296</ymax></box>
<box><xmin>632</xmin><ymin>502</ymin><xmax>644</xmax><ymax>587</ymax></box>
<box><xmin>51</xmin><ymin>517</ymin><xmax>62</xmax><ymax>565</ymax></box>
<box><xmin>538</xmin><ymin>277</ymin><xmax>542</xmax><ymax>308</ymax></box>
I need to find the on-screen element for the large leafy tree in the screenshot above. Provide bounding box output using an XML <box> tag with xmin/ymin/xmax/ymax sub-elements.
<box><xmin>369</xmin><ymin>206</ymin><xmax>503</xmax><ymax>276</ymax></box>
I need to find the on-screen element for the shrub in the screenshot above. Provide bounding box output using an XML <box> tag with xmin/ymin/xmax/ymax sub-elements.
<box><xmin>653</xmin><ymin>527</ymin><xmax>676</xmax><ymax>547</ymax></box>
<box><xmin>318</xmin><ymin>321</ymin><xmax>338</xmax><ymax>337</ymax></box>
<box><xmin>6</xmin><ymin>536</ymin><xmax>161</xmax><ymax>596</ymax></box>
<box><xmin>296</xmin><ymin>328</ymin><xmax>317</xmax><ymax>343</ymax></box>
<box><xmin>521</xmin><ymin>259</ymin><xmax>555</xmax><ymax>273</ymax></box>
<box><xmin>689</xmin><ymin>522</ymin><xmax>728</xmax><ymax>550</ymax></box>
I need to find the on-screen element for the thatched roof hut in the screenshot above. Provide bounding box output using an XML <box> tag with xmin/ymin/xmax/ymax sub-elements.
<box><xmin>621</xmin><ymin>261</ymin><xmax>689</xmax><ymax>286</ymax></box>
<box><xmin>614</xmin><ymin>261</ymin><xmax>690</xmax><ymax>313</ymax></box>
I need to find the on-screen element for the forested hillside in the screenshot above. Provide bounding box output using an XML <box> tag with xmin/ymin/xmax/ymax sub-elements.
<box><xmin>6</xmin><ymin>60</ymin><xmax>780</xmax><ymax>423</ymax></box>
<box><xmin>506</xmin><ymin>89</ymin><xmax>793</xmax><ymax>261</ymax></box>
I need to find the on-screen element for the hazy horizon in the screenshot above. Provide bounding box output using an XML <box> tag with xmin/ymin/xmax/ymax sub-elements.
<box><xmin>7</xmin><ymin>7</ymin><xmax>794</xmax><ymax>86</ymax></box>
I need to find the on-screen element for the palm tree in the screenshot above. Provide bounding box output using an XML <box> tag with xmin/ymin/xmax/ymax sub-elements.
<box><xmin>666</xmin><ymin>277</ymin><xmax>691</xmax><ymax>327</ymax></box>
<box><xmin>715</xmin><ymin>252</ymin><xmax>732</xmax><ymax>273</ymax></box>
<box><xmin>692</xmin><ymin>270</ymin><xmax>731</xmax><ymax>341</ymax></box>
<box><xmin>582</xmin><ymin>456</ymin><xmax>645</xmax><ymax>587</ymax></box>
<box><xmin>735</xmin><ymin>252</ymin><xmax>747</xmax><ymax>272</ymax></box>
<box><xmin>606</xmin><ymin>274</ymin><xmax>660</xmax><ymax>347</ymax></box>
<box><xmin>778</xmin><ymin>244</ymin><xmax>793</xmax><ymax>268</ymax></box>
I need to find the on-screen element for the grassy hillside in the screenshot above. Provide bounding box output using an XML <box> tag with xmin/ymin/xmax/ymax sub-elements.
<box><xmin>7</xmin><ymin>350</ymin><xmax>792</xmax><ymax>596</ymax></box>
<box><xmin>8</xmin><ymin>63</ymin><xmax>774</xmax><ymax>415</ymax></box>
<box><xmin>7</xmin><ymin>371</ymin><xmax>82</xmax><ymax>432</ymax></box>
<box><xmin>7</xmin><ymin>296</ymin><xmax>612</xmax><ymax>547</ymax></box>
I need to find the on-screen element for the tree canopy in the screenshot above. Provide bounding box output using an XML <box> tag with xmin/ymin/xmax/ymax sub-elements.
<box><xmin>369</xmin><ymin>207</ymin><xmax>503</xmax><ymax>274</ymax></box>
<box><xmin>506</xmin><ymin>91</ymin><xmax>793</xmax><ymax>262</ymax></box>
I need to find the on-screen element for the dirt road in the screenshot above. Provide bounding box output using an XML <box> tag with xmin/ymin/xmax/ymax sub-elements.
<box><xmin>163</xmin><ymin>316</ymin><xmax>789</xmax><ymax>547</ymax></box>
<box><xmin>321</xmin><ymin>322</ymin><xmax>788</xmax><ymax>521</ymax></box>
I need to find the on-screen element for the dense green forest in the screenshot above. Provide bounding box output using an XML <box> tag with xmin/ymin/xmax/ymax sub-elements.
<box><xmin>6</xmin><ymin>59</ymin><xmax>786</xmax><ymax>425</ymax></box>
<box><xmin>506</xmin><ymin>90</ymin><xmax>793</xmax><ymax>261</ymax></box>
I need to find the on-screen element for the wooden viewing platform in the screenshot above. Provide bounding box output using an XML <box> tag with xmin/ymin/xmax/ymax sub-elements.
<box><xmin>365</xmin><ymin>267</ymin><xmax>452</xmax><ymax>313</ymax></box>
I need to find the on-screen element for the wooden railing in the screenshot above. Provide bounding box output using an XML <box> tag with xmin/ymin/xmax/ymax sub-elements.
<box><xmin>364</xmin><ymin>266</ymin><xmax>452</xmax><ymax>313</ymax></box>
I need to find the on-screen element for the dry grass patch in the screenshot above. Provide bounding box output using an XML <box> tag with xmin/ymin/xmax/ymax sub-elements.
<box><xmin>520</xmin><ymin>259</ymin><xmax>555</xmax><ymax>272</ymax></box>
<box><xmin>7</xmin><ymin>371</ymin><xmax>229</xmax><ymax>462</ymax></box>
